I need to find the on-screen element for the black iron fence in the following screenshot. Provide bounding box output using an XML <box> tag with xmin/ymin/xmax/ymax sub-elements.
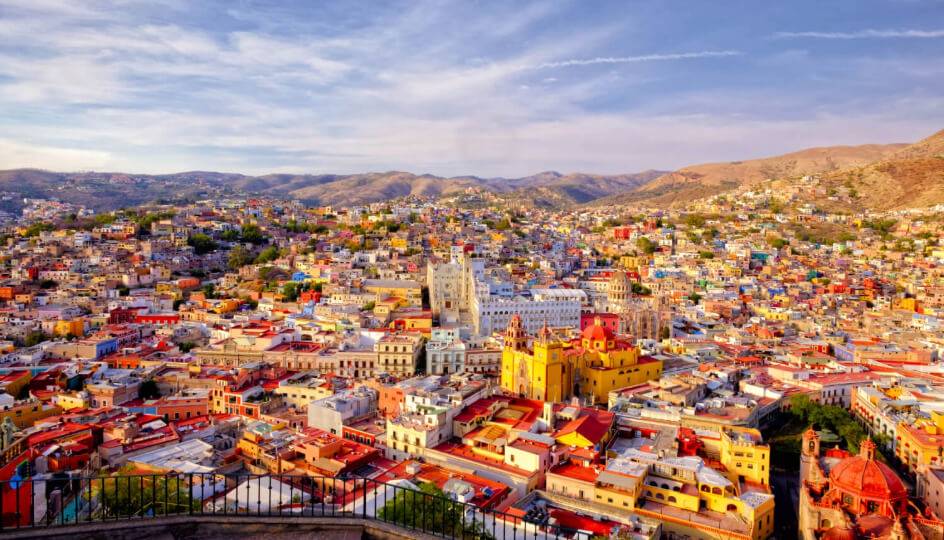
<box><xmin>0</xmin><ymin>473</ymin><xmax>572</xmax><ymax>539</ymax></box>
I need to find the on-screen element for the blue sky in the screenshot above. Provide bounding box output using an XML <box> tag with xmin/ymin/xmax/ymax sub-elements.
<box><xmin>0</xmin><ymin>0</ymin><xmax>942</xmax><ymax>177</ymax></box>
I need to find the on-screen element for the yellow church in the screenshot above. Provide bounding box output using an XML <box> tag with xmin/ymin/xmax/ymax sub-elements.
<box><xmin>500</xmin><ymin>315</ymin><xmax>663</xmax><ymax>405</ymax></box>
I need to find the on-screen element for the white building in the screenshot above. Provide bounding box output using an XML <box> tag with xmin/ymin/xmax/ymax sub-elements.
<box><xmin>308</xmin><ymin>386</ymin><xmax>379</xmax><ymax>436</ymax></box>
<box><xmin>427</xmin><ymin>249</ymin><xmax>466</xmax><ymax>323</ymax></box>
<box><xmin>471</xmin><ymin>286</ymin><xmax>586</xmax><ymax>336</ymax></box>
<box><xmin>426</xmin><ymin>328</ymin><xmax>467</xmax><ymax>375</ymax></box>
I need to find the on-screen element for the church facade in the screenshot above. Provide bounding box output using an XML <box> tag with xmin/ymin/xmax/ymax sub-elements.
<box><xmin>799</xmin><ymin>428</ymin><xmax>944</xmax><ymax>539</ymax></box>
<box><xmin>500</xmin><ymin>314</ymin><xmax>662</xmax><ymax>405</ymax></box>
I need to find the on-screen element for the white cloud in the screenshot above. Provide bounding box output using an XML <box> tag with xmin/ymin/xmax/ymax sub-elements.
<box><xmin>0</xmin><ymin>139</ymin><xmax>113</xmax><ymax>170</ymax></box>
<box><xmin>773</xmin><ymin>28</ymin><xmax>944</xmax><ymax>39</ymax></box>
<box><xmin>0</xmin><ymin>1</ymin><xmax>940</xmax><ymax>178</ymax></box>
<box><xmin>531</xmin><ymin>50</ymin><xmax>743</xmax><ymax>69</ymax></box>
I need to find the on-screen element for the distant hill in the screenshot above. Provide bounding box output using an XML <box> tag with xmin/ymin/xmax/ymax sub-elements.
<box><xmin>0</xmin><ymin>169</ymin><xmax>243</xmax><ymax>212</ymax></box>
<box><xmin>0</xmin><ymin>168</ymin><xmax>667</xmax><ymax>211</ymax></box>
<box><xmin>811</xmin><ymin>129</ymin><xmax>944</xmax><ymax>211</ymax></box>
<box><xmin>594</xmin><ymin>143</ymin><xmax>907</xmax><ymax>208</ymax></box>
<box><xmin>2</xmin><ymin>129</ymin><xmax>941</xmax><ymax>212</ymax></box>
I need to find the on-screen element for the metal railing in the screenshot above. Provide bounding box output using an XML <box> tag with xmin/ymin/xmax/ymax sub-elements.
<box><xmin>0</xmin><ymin>473</ymin><xmax>572</xmax><ymax>539</ymax></box>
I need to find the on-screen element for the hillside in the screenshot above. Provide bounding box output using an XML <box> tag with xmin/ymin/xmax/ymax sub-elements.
<box><xmin>812</xmin><ymin>129</ymin><xmax>944</xmax><ymax>211</ymax></box>
<box><xmin>0</xmin><ymin>168</ymin><xmax>665</xmax><ymax>211</ymax></box>
<box><xmin>495</xmin><ymin>171</ymin><xmax>665</xmax><ymax>209</ymax></box>
<box><xmin>3</xmin><ymin>130</ymin><xmax>941</xmax><ymax>212</ymax></box>
<box><xmin>0</xmin><ymin>169</ymin><xmax>241</xmax><ymax>212</ymax></box>
<box><xmin>595</xmin><ymin>142</ymin><xmax>907</xmax><ymax>207</ymax></box>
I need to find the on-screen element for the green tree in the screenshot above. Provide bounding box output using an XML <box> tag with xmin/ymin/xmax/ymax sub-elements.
<box><xmin>631</xmin><ymin>282</ymin><xmax>651</xmax><ymax>295</ymax></box>
<box><xmin>684</xmin><ymin>214</ymin><xmax>706</xmax><ymax>228</ymax></box>
<box><xmin>220</xmin><ymin>229</ymin><xmax>240</xmax><ymax>242</ymax></box>
<box><xmin>787</xmin><ymin>394</ymin><xmax>868</xmax><ymax>453</ymax></box>
<box><xmin>240</xmin><ymin>224</ymin><xmax>266</xmax><ymax>245</ymax></box>
<box><xmin>97</xmin><ymin>467</ymin><xmax>198</xmax><ymax>518</ymax></box>
<box><xmin>282</xmin><ymin>282</ymin><xmax>300</xmax><ymax>302</ymax></box>
<box><xmin>187</xmin><ymin>233</ymin><xmax>217</xmax><ymax>254</ymax></box>
<box><xmin>255</xmin><ymin>246</ymin><xmax>280</xmax><ymax>264</ymax></box>
<box><xmin>636</xmin><ymin>237</ymin><xmax>657</xmax><ymax>255</ymax></box>
<box><xmin>228</xmin><ymin>245</ymin><xmax>253</xmax><ymax>270</ymax></box>
<box><xmin>378</xmin><ymin>483</ymin><xmax>493</xmax><ymax>539</ymax></box>
<box><xmin>768</xmin><ymin>237</ymin><xmax>789</xmax><ymax>249</ymax></box>
<box><xmin>24</xmin><ymin>222</ymin><xmax>54</xmax><ymax>237</ymax></box>
<box><xmin>23</xmin><ymin>331</ymin><xmax>48</xmax><ymax>347</ymax></box>
<box><xmin>200</xmin><ymin>283</ymin><xmax>217</xmax><ymax>299</ymax></box>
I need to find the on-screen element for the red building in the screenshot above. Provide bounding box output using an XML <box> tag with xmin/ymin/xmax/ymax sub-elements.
<box><xmin>580</xmin><ymin>312</ymin><xmax>619</xmax><ymax>333</ymax></box>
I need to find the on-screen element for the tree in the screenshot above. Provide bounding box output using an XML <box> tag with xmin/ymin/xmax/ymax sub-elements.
<box><xmin>240</xmin><ymin>224</ymin><xmax>267</xmax><ymax>245</ymax></box>
<box><xmin>178</xmin><ymin>342</ymin><xmax>196</xmax><ymax>353</ymax></box>
<box><xmin>787</xmin><ymin>394</ymin><xmax>869</xmax><ymax>454</ymax></box>
<box><xmin>228</xmin><ymin>245</ymin><xmax>253</xmax><ymax>270</ymax></box>
<box><xmin>23</xmin><ymin>331</ymin><xmax>48</xmax><ymax>347</ymax></box>
<box><xmin>255</xmin><ymin>246</ymin><xmax>280</xmax><ymax>264</ymax></box>
<box><xmin>631</xmin><ymin>282</ymin><xmax>651</xmax><ymax>295</ymax></box>
<box><xmin>23</xmin><ymin>222</ymin><xmax>54</xmax><ymax>237</ymax></box>
<box><xmin>138</xmin><ymin>380</ymin><xmax>161</xmax><ymax>400</ymax></box>
<box><xmin>378</xmin><ymin>483</ymin><xmax>493</xmax><ymax>539</ymax></box>
<box><xmin>187</xmin><ymin>234</ymin><xmax>217</xmax><ymax>254</ymax></box>
<box><xmin>97</xmin><ymin>467</ymin><xmax>198</xmax><ymax>518</ymax></box>
<box><xmin>768</xmin><ymin>237</ymin><xmax>789</xmax><ymax>249</ymax></box>
<box><xmin>684</xmin><ymin>214</ymin><xmax>706</xmax><ymax>228</ymax></box>
<box><xmin>200</xmin><ymin>283</ymin><xmax>217</xmax><ymax>299</ymax></box>
<box><xmin>282</xmin><ymin>282</ymin><xmax>300</xmax><ymax>302</ymax></box>
<box><xmin>636</xmin><ymin>237</ymin><xmax>657</xmax><ymax>255</ymax></box>
<box><xmin>220</xmin><ymin>229</ymin><xmax>240</xmax><ymax>242</ymax></box>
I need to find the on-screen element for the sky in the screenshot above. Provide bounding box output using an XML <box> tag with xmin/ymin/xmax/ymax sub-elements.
<box><xmin>0</xmin><ymin>0</ymin><xmax>942</xmax><ymax>177</ymax></box>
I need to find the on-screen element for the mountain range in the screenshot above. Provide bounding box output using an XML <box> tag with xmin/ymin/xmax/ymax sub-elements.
<box><xmin>1</xmin><ymin>128</ymin><xmax>941</xmax><ymax>212</ymax></box>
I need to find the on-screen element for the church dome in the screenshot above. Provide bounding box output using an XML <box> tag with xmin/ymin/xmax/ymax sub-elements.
<box><xmin>581</xmin><ymin>317</ymin><xmax>615</xmax><ymax>342</ymax></box>
<box><xmin>609</xmin><ymin>271</ymin><xmax>630</xmax><ymax>285</ymax></box>
<box><xmin>828</xmin><ymin>440</ymin><xmax>906</xmax><ymax>502</ymax></box>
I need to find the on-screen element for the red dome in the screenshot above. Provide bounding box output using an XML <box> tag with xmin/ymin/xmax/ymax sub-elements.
<box><xmin>581</xmin><ymin>317</ymin><xmax>615</xmax><ymax>342</ymax></box>
<box><xmin>828</xmin><ymin>441</ymin><xmax>906</xmax><ymax>502</ymax></box>
<box><xmin>820</xmin><ymin>527</ymin><xmax>856</xmax><ymax>540</ymax></box>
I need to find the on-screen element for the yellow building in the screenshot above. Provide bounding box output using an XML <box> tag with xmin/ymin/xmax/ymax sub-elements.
<box><xmin>500</xmin><ymin>316</ymin><xmax>662</xmax><ymax>405</ymax></box>
<box><xmin>363</xmin><ymin>279</ymin><xmax>422</xmax><ymax>307</ymax></box>
<box><xmin>719</xmin><ymin>428</ymin><xmax>771</xmax><ymax>486</ymax></box>
<box><xmin>635</xmin><ymin>458</ymin><xmax>775</xmax><ymax>540</ymax></box>
<box><xmin>54</xmin><ymin>318</ymin><xmax>86</xmax><ymax>338</ymax></box>
<box><xmin>501</xmin><ymin>316</ymin><xmax>572</xmax><ymax>403</ymax></box>
<box><xmin>0</xmin><ymin>370</ymin><xmax>32</xmax><ymax>399</ymax></box>
<box><xmin>895</xmin><ymin>412</ymin><xmax>944</xmax><ymax>477</ymax></box>
<box><xmin>0</xmin><ymin>399</ymin><xmax>62</xmax><ymax>429</ymax></box>
<box><xmin>574</xmin><ymin>318</ymin><xmax>663</xmax><ymax>404</ymax></box>
<box><xmin>274</xmin><ymin>382</ymin><xmax>334</xmax><ymax>409</ymax></box>
<box><xmin>54</xmin><ymin>391</ymin><xmax>91</xmax><ymax>410</ymax></box>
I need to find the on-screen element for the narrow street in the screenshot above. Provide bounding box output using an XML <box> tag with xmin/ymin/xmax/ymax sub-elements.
<box><xmin>771</xmin><ymin>471</ymin><xmax>800</xmax><ymax>540</ymax></box>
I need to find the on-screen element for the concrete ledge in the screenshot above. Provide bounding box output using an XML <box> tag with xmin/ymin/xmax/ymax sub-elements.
<box><xmin>0</xmin><ymin>515</ymin><xmax>441</xmax><ymax>540</ymax></box>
